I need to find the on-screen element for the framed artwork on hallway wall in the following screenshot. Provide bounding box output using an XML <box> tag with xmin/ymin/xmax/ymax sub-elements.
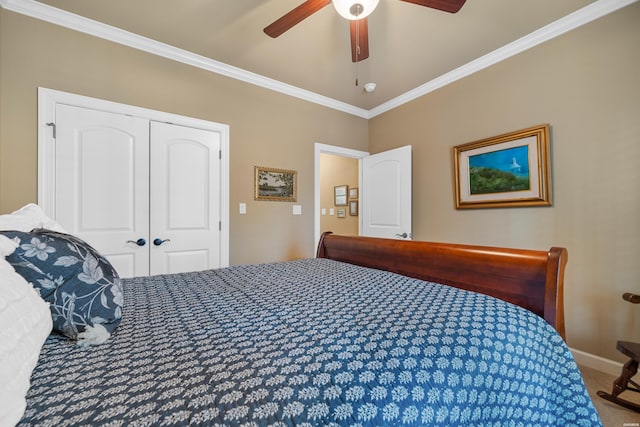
<box><xmin>349</xmin><ymin>200</ymin><xmax>358</xmax><ymax>216</ymax></box>
<box><xmin>334</xmin><ymin>185</ymin><xmax>348</xmax><ymax>206</ymax></box>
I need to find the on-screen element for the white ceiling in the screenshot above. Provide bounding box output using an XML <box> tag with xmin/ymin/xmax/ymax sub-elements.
<box><xmin>5</xmin><ymin>0</ymin><xmax>635</xmax><ymax>116</ymax></box>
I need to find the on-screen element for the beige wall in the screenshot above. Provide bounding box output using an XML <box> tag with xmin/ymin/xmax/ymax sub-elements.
<box><xmin>0</xmin><ymin>9</ymin><xmax>369</xmax><ymax>265</ymax></box>
<box><xmin>370</xmin><ymin>3</ymin><xmax>640</xmax><ymax>361</ymax></box>
<box><xmin>320</xmin><ymin>153</ymin><xmax>359</xmax><ymax>236</ymax></box>
<box><xmin>1</xmin><ymin>4</ymin><xmax>639</xmax><ymax>362</ymax></box>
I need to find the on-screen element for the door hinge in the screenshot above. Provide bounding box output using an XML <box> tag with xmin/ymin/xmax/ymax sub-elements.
<box><xmin>219</xmin><ymin>221</ymin><xmax>221</xmax><ymax>231</ymax></box>
<box><xmin>46</xmin><ymin>122</ymin><xmax>56</xmax><ymax>139</ymax></box>
<box><xmin>219</xmin><ymin>150</ymin><xmax>222</xmax><ymax>160</ymax></box>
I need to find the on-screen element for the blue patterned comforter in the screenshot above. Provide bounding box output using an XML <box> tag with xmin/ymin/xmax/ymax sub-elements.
<box><xmin>21</xmin><ymin>258</ymin><xmax>601</xmax><ymax>426</ymax></box>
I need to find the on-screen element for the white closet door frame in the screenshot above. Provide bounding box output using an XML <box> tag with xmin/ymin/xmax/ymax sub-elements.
<box><xmin>37</xmin><ymin>87</ymin><xmax>230</xmax><ymax>267</ymax></box>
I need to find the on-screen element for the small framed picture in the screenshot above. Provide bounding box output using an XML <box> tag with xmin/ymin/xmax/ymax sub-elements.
<box><xmin>349</xmin><ymin>200</ymin><xmax>358</xmax><ymax>216</ymax></box>
<box><xmin>349</xmin><ymin>187</ymin><xmax>359</xmax><ymax>199</ymax></box>
<box><xmin>334</xmin><ymin>185</ymin><xmax>348</xmax><ymax>206</ymax></box>
<box><xmin>255</xmin><ymin>166</ymin><xmax>297</xmax><ymax>202</ymax></box>
<box><xmin>337</xmin><ymin>208</ymin><xmax>346</xmax><ymax>218</ymax></box>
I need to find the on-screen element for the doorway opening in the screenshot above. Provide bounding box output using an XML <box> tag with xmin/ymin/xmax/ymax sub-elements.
<box><xmin>314</xmin><ymin>143</ymin><xmax>368</xmax><ymax>252</ymax></box>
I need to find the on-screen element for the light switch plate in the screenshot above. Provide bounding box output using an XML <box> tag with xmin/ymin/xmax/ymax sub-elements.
<box><xmin>293</xmin><ymin>205</ymin><xmax>302</xmax><ymax>215</ymax></box>
<box><xmin>239</xmin><ymin>203</ymin><xmax>246</xmax><ymax>214</ymax></box>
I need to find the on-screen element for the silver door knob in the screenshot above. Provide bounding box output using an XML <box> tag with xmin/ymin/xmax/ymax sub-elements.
<box><xmin>395</xmin><ymin>233</ymin><xmax>408</xmax><ymax>238</ymax></box>
<box><xmin>153</xmin><ymin>238</ymin><xmax>171</xmax><ymax>246</ymax></box>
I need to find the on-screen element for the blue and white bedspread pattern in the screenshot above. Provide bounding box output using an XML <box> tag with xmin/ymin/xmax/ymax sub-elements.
<box><xmin>21</xmin><ymin>259</ymin><xmax>600</xmax><ymax>426</ymax></box>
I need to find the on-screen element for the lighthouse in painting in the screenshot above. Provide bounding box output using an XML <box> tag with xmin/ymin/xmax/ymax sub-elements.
<box><xmin>510</xmin><ymin>157</ymin><xmax>521</xmax><ymax>173</ymax></box>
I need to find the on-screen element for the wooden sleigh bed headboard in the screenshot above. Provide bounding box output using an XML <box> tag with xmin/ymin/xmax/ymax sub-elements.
<box><xmin>316</xmin><ymin>232</ymin><xmax>568</xmax><ymax>339</ymax></box>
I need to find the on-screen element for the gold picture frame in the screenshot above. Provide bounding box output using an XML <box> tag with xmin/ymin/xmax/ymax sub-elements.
<box><xmin>453</xmin><ymin>124</ymin><xmax>552</xmax><ymax>209</ymax></box>
<box><xmin>349</xmin><ymin>200</ymin><xmax>358</xmax><ymax>216</ymax></box>
<box><xmin>254</xmin><ymin>166</ymin><xmax>297</xmax><ymax>202</ymax></box>
<box><xmin>334</xmin><ymin>185</ymin><xmax>348</xmax><ymax>206</ymax></box>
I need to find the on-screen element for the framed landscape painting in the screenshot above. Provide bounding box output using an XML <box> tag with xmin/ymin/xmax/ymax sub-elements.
<box><xmin>453</xmin><ymin>124</ymin><xmax>552</xmax><ymax>209</ymax></box>
<box><xmin>254</xmin><ymin>166</ymin><xmax>297</xmax><ymax>202</ymax></box>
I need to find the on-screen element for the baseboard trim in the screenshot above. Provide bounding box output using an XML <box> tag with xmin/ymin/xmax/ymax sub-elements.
<box><xmin>570</xmin><ymin>347</ymin><xmax>623</xmax><ymax>376</ymax></box>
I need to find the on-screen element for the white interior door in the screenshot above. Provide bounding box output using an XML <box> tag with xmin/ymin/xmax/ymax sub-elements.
<box><xmin>149</xmin><ymin>121</ymin><xmax>221</xmax><ymax>275</ymax></box>
<box><xmin>55</xmin><ymin>104</ymin><xmax>151</xmax><ymax>277</ymax></box>
<box><xmin>361</xmin><ymin>145</ymin><xmax>412</xmax><ymax>239</ymax></box>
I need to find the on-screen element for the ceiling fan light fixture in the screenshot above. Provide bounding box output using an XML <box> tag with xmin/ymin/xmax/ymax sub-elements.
<box><xmin>332</xmin><ymin>0</ymin><xmax>379</xmax><ymax>20</ymax></box>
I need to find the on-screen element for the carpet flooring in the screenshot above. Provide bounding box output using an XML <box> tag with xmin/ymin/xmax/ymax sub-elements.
<box><xmin>579</xmin><ymin>364</ymin><xmax>640</xmax><ymax>426</ymax></box>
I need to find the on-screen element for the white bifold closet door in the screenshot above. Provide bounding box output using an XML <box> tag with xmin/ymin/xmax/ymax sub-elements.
<box><xmin>54</xmin><ymin>104</ymin><xmax>221</xmax><ymax>278</ymax></box>
<box><xmin>149</xmin><ymin>121</ymin><xmax>221</xmax><ymax>276</ymax></box>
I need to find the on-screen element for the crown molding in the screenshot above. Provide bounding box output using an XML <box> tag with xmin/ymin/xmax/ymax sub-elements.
<box><xmin>1</xmin><ymin>0</ymin><xmax>636</xmax><ymax>119</ymax></box>
<box><xmin>369</xmin><ymin>0</ymin><xmax>638</xmax><ymax>118</ymax></box>
<box><xmin>0</xmin><ymin>0</ymin><xmax>371</xmax><ymax>119</ymax></box>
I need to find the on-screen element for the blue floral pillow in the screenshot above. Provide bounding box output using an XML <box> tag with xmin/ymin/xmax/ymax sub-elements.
<box><xmin>1</xmin><ymin>229</ymin><xmax>123</xmax><ymax>345</ymax></box>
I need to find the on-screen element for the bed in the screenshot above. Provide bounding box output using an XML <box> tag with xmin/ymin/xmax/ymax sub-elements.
<box><xmin>11</xmin><ymin>231</ymin><xmax>600</xmax><ymax>426</ymax></box>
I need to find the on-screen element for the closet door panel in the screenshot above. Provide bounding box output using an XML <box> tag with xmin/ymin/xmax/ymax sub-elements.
<box><xmin>149</xmin><ymin>121</ymin><xmax>221</xmax><ymax>276</ymax></box>
<box><xmin>55</xmin><ymin>104</ymin><xmax>150</xmax><ymax>277</ymax></box>
<box><xmin>167</xmin><ymin>142</ymin><xmax>208</xmax><ymax>228</ymax></box>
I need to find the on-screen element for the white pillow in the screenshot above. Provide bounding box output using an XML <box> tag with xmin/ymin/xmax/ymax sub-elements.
<box><xmin>0</xmin><ymin>235</ymin><xmax>52</xmax><ymax>426</ymax></box>
<box><xmin>0</xmin><ymin>203</ymin><xmax>66</xmax><ymax>232</ymax></box>
<box><xmin>0</xmin><ymin>234</ymin><xmax>18</xmax><ymax>257</ymax></box>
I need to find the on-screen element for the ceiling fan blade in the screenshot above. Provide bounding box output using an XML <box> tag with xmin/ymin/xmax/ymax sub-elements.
<box><xmin>350</xmin><ymin>18</ymin><xmax>369</xmax><ymax>63</ymax></box>
<box><xmin>399</xmin><ymin>0</ymin><xmax>467</xmax><ymax>13</ymax></box>
<box><xmin>264</xmin><ymin>0</ymin><xmax>331</xmax><ymax>38</ymax></box>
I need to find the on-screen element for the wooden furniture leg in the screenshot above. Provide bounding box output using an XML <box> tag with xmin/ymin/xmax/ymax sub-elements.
<box><xmin>597</xmin><ymin>341</ymin><xmax>640</xmax><ymax>412</ymax></box>
<box><xmin>597</xmin><ymin>293</ymin><xmax>640</xmax><ymax>412</ymax></box>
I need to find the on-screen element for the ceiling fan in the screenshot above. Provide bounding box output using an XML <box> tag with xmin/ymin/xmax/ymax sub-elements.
<box><xmin>264</xmin><ymin>0</ymin><xmax>467</xmax><ymax>63</ymax></box>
